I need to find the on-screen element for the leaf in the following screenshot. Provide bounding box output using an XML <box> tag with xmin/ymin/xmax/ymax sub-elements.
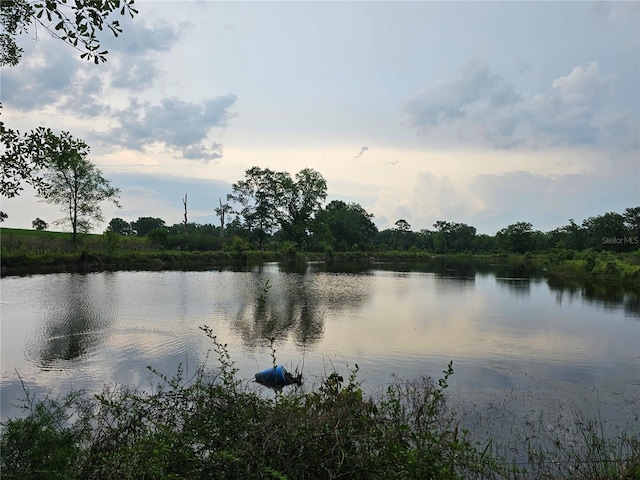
<box><xmin>55</xmin><ymin>21</ymin><xmax>64</xmax><ymax>30</ymax></box>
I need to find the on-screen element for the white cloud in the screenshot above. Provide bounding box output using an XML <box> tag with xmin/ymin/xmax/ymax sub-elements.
<box><xmin>403</xmin><ymin>60</ymin><xmax>634</xmax><ymax>153</ymax></box>
<box><xmin>101</xmin><ymin>94</ymin><xmax>238</xmax><ymax>161</ymax></box>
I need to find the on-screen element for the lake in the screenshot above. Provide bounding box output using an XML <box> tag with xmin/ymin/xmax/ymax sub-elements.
<box><xmin>1</xmin><ymin>260</ymin><xmax>639</xmax><ymax>448</ymax></box>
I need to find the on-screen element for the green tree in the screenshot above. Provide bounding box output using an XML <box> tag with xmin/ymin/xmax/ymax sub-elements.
<box><xmin>227</xmin><ymin>166</ymin><xmax>282</xmax><ymax>250</ymax></box>
<box><xmin>131</xmin><ymin>217</ymin><xmax>166</xmax><ymax>237</ymax></box>
<box><xmin>548</xmin><ymin>219</ymin><xmax>585</xmax><ymax>250</ymax></box>
<box><xmin>623</xmin><ymin>207</ymin><xmax>640</xmax><ymax>241</ymax></box>
<box><xmin>582</xmin><ymin>212</ymin><xmax>630</xmax><ymax>251</ymax></box>
<box><xmin>393</xmin><ymin>219</ymin><xmax>414</xmax><ymax>250</ymax></box>
<box><xmin>1</xmin><ymin>0</ymin><xmax>138</xmax><ymax>202</ymax></box>
<box><xmin>1</xmin><ymin>126</ymin><xmax>59</xmax><ymax>199</ymax></box>
<box><xmin>433</xmin><ymin>221</ymin><xmax>477</xmax><ymax>253</ymax></box>
<box><xmin>106</xmin><ymin>217</ymin><xmax>133</xmax><ymax>235</ymax></box>
<box><xmin>37</xmin><ymin>132</ymin><xmax>120</xmax><ymax>242</ymax></box>
<box><xmin>32</xmin><ymin>217</ymin><xmax>48</xmax><ymax>230</ymax></box>
<box><xmin>313</xmin><ymin>200</ymin><xmax>377</xmax><ymax>251</ymax></box>
<box><xmin>414</xmin><ymin>229</ymin><xmax>435</xmax><ymax>251</ymax></box>
<box><xmin>1</xmin><ymin>0</ymin><xmax>138</xmax><ymax>67</ymax></box>
<box><xmin>496</xmin><ymin>222</ymin><xmax>535</xmax><ymax>254</ymax></box>
<box><xmin>278</xmin><ymin>168</ymin><xmax>327</xmax><ymax>249</ymax></box>
<box><xmin>473</xmin><ymin>233</ymin><xmax>496</xmax><ymax>253</ymax></box>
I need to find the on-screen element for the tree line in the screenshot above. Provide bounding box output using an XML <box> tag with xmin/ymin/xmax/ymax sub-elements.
<box><xmin>104</xmin><ymin>166</ymin><xmax>639</xmax><ymax>255</ymax></box>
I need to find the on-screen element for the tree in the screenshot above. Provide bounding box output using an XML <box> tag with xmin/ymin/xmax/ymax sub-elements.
<box><xmin>278</xmin><ymin>168</ymin><xmax>327</xmax><ymax>249</ymax></box>
<box><xmin>1</xmin><ymin>126</ymin><xmax>59</xmax><ymax>199</ymax></box>
<box><xmin>131</xmin><ymin>217</ymin><xmax>166</xmax><ymax>237</ymax></box>
<box><xmin>215</xmin><ymin>198</ymin><xmax>232</xmax><ymax>239</ymax></box>
<box><xmin>313</xmin><ymin>200</ymin><xmax>377</xmax><ymax>251</ymax></box>
<box><xmin>1</xmin><ymin>0</ymin><xmax>138</xmax><ymax>202</ymax></box>
<box><xmin>1</xmin><ymin>0</ymin><xmax>139</xmax><ymax>67</ymax></box>
<box><xmin>394</xmin><ymin>219</ymin><xmax>411</xmax><ymax>233</ymax></box>
<box><xmin>227</xmin><ymin>167</ymin><xmax>282</xmax><ymax>250</ymax></box>
<box><xmin>582</xmin><ymin>212</ymin><xmax>630</xmax><ymax>251</ymax></box>
<box><xmin>32</xmin><ymin>217</ymin><xmax>48</xmax><ymax>230</ymax></box>
<box><xmin>37</xmin><ymin>132</ymin><xmax>120</xmax><ymax>241</ymax></box>
<box><xmin>623</xmin><ymin>207</ymin><xmax>640</xmax><ymax>240</ymax></box>
<box><xmin>182</xmin><ymin>193</ymin><xmax>188</xmax><ymax>234</ymax></box>
<box><xmin>496</xmin><ymin>222</ymin><xmax>535</xmax><ymax>254</ymax></box>
<box><xmin>433</xmin><ymin>220</ymin><xmax>477</xmax><ymax>253</ymax></box>
<box><xmin>547</xmin><ymin>219</ymin><xmax>585</xmax><ymax>250</ymax></box>
<box><xmin>391</xmin><ymin>219</ymin><xmax>414</xmax><ymax>250</ymax></box>
<box><xmin>106</xmin><ymin>217</ymin><xmax>133</xmax><ymax>235</ymax></box>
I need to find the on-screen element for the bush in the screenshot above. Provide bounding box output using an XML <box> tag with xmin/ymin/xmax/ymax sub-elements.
<box><xmin>3</xmin><ymin>328</ymin><xmax>639</xmax><ymax>479</ymax></box>
<box><xmin>1</xmin><ymin>334</ymin><xmax>510</xmax><ymax>480</ymax></box>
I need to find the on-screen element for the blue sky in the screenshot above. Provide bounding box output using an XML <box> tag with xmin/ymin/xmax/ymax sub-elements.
<box><xmin>2</xmin><ymin>1</ymin><xmax>638</xmax><ymax>234</ymax></box>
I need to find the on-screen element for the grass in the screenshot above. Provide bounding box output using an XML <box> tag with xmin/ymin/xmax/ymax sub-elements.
<box><xmin>2</xmin><ymin>228</ymin><xmax>639</xmax><ymax>290</ymax></box>
<box><xmin>1</xmin><ymin>329</ymin><xmax>638</xmax><ymax>480</ymax></box>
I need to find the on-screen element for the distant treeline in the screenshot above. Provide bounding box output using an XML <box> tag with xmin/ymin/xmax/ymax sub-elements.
<box><xmin>103</xmin><ymin>206</ymin><xmax>640</xmax><ymax>255</ymax></box>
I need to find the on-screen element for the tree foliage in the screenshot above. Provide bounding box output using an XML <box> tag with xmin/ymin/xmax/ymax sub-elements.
<box><xmin>0</xmin><ymin>0</ymin><xmax>138</xmax><ymax>218</ymax></box>
<box><xmin>227</xmin><ymin>166</ymin><xmax>327</xmax><ymax>250</ymax></box>
<box><xmin>0</xmin><ymin>125</ymin><xmax>60</xmax><ymax>198</ymax></box>
<box><xmin>313</xmin><ymin>200</ymin><xmax>378</xmax><ymax>251</ymax></box>
<box><xmin>36</xmin><ymin>132</ymin><xmax>120</xmax><ymax>241</ymax></box>
<box><xmin>32</xmin><ymin>217</ymin><xmax>48</xmax><ymax>230</ymax></box>
<box><xmin>227</xmin><ymin>167</ymin><xmax>282</xmax><ymax>250</ymax></box>
<box><xmin>131</xmin><ymin>217</ymin><xmax>166</xmax><ymax>237</ymax></box>
<box><xmin>0</xmin><ymin>0</ymin><xmax>139</xmax><ymax>66</ymax></box>
<box><xmin>106</xmin><ymin>217</ymin><xmax>133</xmax><ymax>235</ymax></box>
<box><xmin>277</xmin><ymin>167</ymin><xmax>327</xmax><ymax>248</ymax></box>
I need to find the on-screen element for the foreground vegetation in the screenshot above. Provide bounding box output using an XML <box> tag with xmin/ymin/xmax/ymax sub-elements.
<box><xmin>2</xmin><ymin>329</ymin><xmax>638</xmax><ymax>480</ymax></box>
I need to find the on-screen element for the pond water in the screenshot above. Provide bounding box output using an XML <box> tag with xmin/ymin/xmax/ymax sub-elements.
<box><xmin>1</xmin><ymin>261</ymin><xmax>639</xmax><ymax>448</ymax></box>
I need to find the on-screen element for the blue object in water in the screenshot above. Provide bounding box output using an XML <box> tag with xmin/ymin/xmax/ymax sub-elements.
<box><xmin>255</xmin><ymin>366</ymin><xmax>287</xmax><ymax>388</ymax></box>
<box><xmin>255</xmin><ymin>365</ymin><xmax>302</xmax><ymax>388</ymax></box>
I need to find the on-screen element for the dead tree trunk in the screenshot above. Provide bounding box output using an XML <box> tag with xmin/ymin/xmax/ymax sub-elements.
<box><xmin>219</xmin><ymin>198</ymin><xmax>225</xmax><ymax>239</ymax></box>
<box><xmin>183</xmin><ymin>193</ymin><xmax>188</xmax><ymax>234</ymax></box>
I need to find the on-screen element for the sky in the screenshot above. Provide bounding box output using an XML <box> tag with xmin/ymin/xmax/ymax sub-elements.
<box><xmin>1</xmin><ymin>0</ymin><xmax>639</xmax><ymax>235</ymax></box>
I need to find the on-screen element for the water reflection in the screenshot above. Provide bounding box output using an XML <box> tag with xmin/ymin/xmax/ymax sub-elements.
<box><xmin>547</xmin><ymin>276</ymin><xmax>640</xmax><ymax>317</ymax></box>
<box><xmin>231</xmin><ymin>271</ymin><xmax>373</xmax><ymax>348</ymax></box>
<box><xmin>2</xmin><ymin>262</ymin><xmax>638</xmax><ymax>448</ymax></box>
<box><xmin>495</xmin><ymin>278</ymin><xmax>534</xmax><ymax>297</ymax></box>
<box><xmin>28</xmin><ymin>274</ymin><xmax>117</xmax><ymax>368</ymax></box>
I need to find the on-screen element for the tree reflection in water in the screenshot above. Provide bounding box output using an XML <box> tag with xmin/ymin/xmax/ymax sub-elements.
<box><xmin>31</xmin><ymin>273</ymin><xmax>117</xmax><ymax>368</ymax></box>
<box><xmin>231</xmin><ymin>268</ymin><xmax>372</xmax><ymax>348</ymax></box>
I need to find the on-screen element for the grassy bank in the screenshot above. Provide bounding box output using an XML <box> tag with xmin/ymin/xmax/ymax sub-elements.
<box><xmin>2</xmin><ymin>228</ymin><xmax>639</xmax><ymax>288</ymax></box>
<box><xmin>0</xmin><ymin>229</ymin><xmax>322</xmax><ymax>274</ymax></box>
<box><xmin>2</xmin><ymin>330</ymin><xmax>638</xmax><ymax>480</ymax></box>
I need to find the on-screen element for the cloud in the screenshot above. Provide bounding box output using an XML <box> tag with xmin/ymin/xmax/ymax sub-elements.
<box><xmin>102</xmin><ymin>94</ymin><xmax>238</xmax><ymax>161</ymax></box>
<box><xmin>103</xmin><ymin>19</ymin><xmax>181</xmax><ymax>55</ymax></box>
<box><xmin>404</xmin><ymin>59</ymin><xmax>516</xmax><ymax>130</ymax></box>
<box><xmin>589</xmin><ymin>2</ymin><xmax>640</xmax><ymax>36</ymax></box>
<box><xmin>354</xmin><ymin>146</ymin><xmax>369</xmax><ymax>158</ymax></box>
<box><xmin>1</xmin><ymin>41</ymin><xmax>79</xmax><ymax>111</ymax></box>
<box><xmin>403</xmin><ymin>59</ymin><xmax>633</xmax><ymax>152</ymax></box>
<box><xmin>373</xmin><ymin>172</ymin><xmax>471</xmax><ymax>231</ymax></box>
<box><xmin>512</xmin><ymin>56</ymin><xmax>538</xmax><ymax>77</ymax></box>
<box><xmin>105</xmin><ymin>20</ymin><xmax>182</xmax><ymax>90</ymax></box>
<box><xmin>2</xmin><ymin>18</ymin><xmax>182</xmax><ymax>115</ymax></box>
